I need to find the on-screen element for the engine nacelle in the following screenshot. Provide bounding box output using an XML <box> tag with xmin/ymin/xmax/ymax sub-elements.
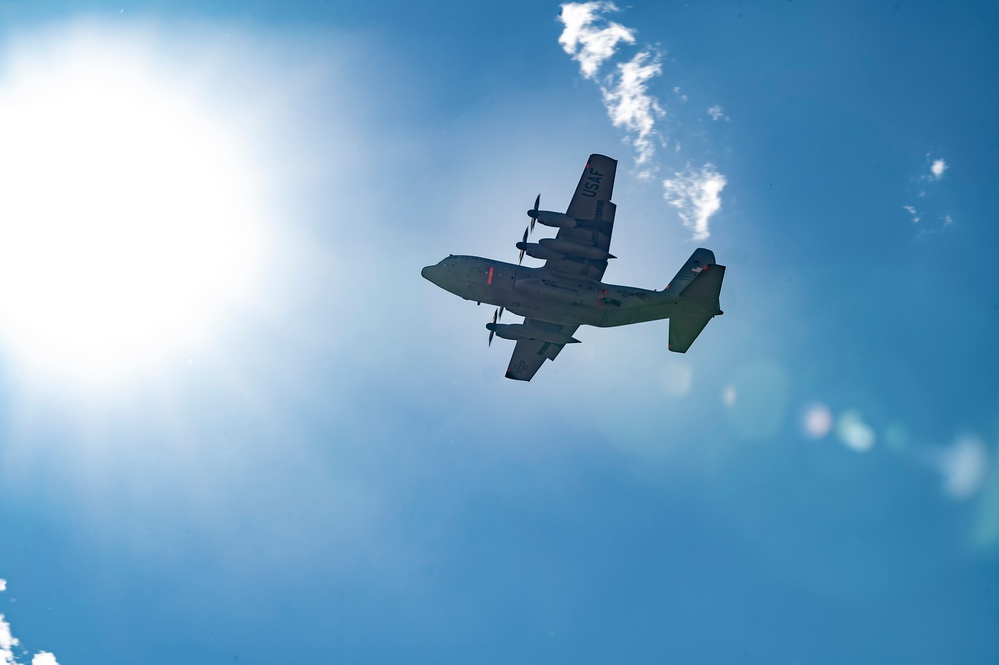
<box><xmin>528</xmin><ymin>210</ymin><xmax>578</xmax><ymax>229</ymax></box>
<box><xmin>516</xmin><ymin>242</ymin><xmax>564</xmax><ymax>261</ymax></box>
<box><xmin>539</xmin><ymin>237</ymin><xmax>615</xmax><ymax>261</ymax></box>
<box><xmin>485</xmin><ymin>322</ymin><xmax>581</xmax><ymax>345</ymax></box>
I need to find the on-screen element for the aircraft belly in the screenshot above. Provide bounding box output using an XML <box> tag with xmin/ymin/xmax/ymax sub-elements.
<box><xmin>597</xmin><ymin>303</ymin><xmax>674</xmax><ymax>327</ymax></box>
<box><xmin>488</xmin><ymin>288</ymin><xmax>674</xmax><ymax>328</ymax></box>
<box><xmin>460</xmin><ymin>273</ymin><xmax>675</xmax><ymax>328</ymax></box>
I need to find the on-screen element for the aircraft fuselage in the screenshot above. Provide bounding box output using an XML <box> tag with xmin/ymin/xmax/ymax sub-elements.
<box><xmin>421</xmin><ymin>255</ymin><xmax>686</xmax><ymax>328</ymax></box>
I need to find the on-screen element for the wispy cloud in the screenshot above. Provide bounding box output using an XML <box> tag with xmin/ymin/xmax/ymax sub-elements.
<box><xmin>558</xmin><ymin>1</ymin><xmax>635</xmax><ymax>79</ymax></box>
<box><xmin>558</xmin><ymin>2</ymin><xmax>729</xmax><ymax>239</ymax></box>
<box><xmin>600</xmin><ymin>50</ymin><xmax>664</xmax><ymax>167</ymax></box>
<box><xmin>662</xmin><ymin>164</ymin><xmax>727</xmax><ymax>241</ymax></box>
<box><xmin>904</xmin><ymin>154</ymin><xmax>952</xmax><ymax>234</ymax></box>
<box><xmin>707</xmin><ymin>105</ymin><xmax>727</xmax><ymax>121</ymax></box>
<box><xmin>558</xmin><ymin>2</ymin><xmax>662</xmax><ymax>169</ymax></box>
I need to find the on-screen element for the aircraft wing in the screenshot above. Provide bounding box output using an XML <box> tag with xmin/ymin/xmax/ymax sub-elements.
<box><xmin>504</xmin><ymin>319</ymin><xmax>580</xmax><ymax>382</ymax></box>
<box><xmin>543</xmin><ymin>153</ymin><xmax>617</xmax><ymax>282</ymax></box>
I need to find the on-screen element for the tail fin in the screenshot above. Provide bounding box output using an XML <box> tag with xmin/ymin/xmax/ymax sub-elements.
<box><xmin>668</xmin><ymin>262</ymin><xmax>725</xmax><ymax>353</ymax></box>
<box><xmin>666</xmin><ymin>248</ymin><xmax>717</xmax><ymax>295</ymax></box>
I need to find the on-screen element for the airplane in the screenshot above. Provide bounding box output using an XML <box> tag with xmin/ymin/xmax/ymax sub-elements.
<box><xmin>421</xmin><ymin>153</ymin><xmax>726</xmax><ymax>381</ymax></box>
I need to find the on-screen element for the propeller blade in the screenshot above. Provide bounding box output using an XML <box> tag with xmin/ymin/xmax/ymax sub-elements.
<box><xmin>518</xmin><ymin>227</ymin><xmax>528</xmax><ymax>264</ymax></box>
<box><xmin>488</xmin><ymin>308</ymin><xmax>498</xmax><ymax>346</ymax></box>
<box><xmin>530</xmin><ymin>194</ymin><xmax>540</xmax><ymax>233</ymax></box>
<box><xmin>498</xmin><ymin>307</ymin><xmax>504</xmax><ymax>321</ymax></box>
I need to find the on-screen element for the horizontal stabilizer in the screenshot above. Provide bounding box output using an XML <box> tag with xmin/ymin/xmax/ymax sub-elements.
<box><xmin>666</xmin><ymin>248</ymin><xmax>717</xmax><ymax>294</ymax></box>
<box><xmin>668</xmin><ymin>312</ymin><xmax>714</xmax><ymax>353</ymax></box>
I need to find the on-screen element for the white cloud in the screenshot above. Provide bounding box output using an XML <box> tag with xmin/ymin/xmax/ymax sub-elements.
<box><xmin>707</xmin><ymin>105</ymin><xmax>724</xmax><ymax>121</ymax></box>
<box><xmin>662</xmin><ymin>164</ymin><xmax>727</xmax><ymax>240</ymax></box>
<box><xmin>558</xmin><ymin>2</ymin><xmax>635</xmax><ymax>79</ymax></box>
<box><xmin>0</xmin><ymin>582</ymin><xmax>59</xmax><ymax>665</ymax></box>
<box><xmin>903</xmin><ymin>204</ymin><xmax>920</xmax><ymax>223</ymax></box>
<box><xmin>600</xmin><ymin>50</ymin><xmax>664</xmax><ymax>167</ymax></box>
<box><xmin>930</xmin><ymin>158</ymin><xmax>947</xmax><ymax>179</ymax></box>
<box><xmin>1</xmin><ymin>615</ymin><xmax>20</xmax><ymax>665</ymax></box>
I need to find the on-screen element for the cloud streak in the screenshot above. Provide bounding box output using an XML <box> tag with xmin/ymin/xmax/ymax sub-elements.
<box><xmin>558</xmin><ymin>2</ymin><xmax>663</xmax><ymax>169</ymax></box>
<box><xmin>558</xmin><ymin>2</ymin><xmax>728</xmax><ymax>239</ymax></box>
<box><xmin>601</xmin><ymin>50</ymin><xmax>664</xmax><ymax>167</ymax></box>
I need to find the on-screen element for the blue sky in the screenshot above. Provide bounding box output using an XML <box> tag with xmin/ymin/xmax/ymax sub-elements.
<box><xmin>0</xmin><ymin>1</ymin><xmax>997</xmax><ymax>663</ymax></box>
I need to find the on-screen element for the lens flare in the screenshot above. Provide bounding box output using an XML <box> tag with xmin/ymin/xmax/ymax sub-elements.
<box><xmin>937</xmin><ymin>435</ymin><xmax>989</xmax><ymax>500</ymax></box>
<box><xmin>801</xmin><ymin>402</ymin><xmax>833</xmax><ymax>439</ymax></box>
<box><xmin>723</xmin><ymin>361</ymin><xmax>789</xmax><ymax>441</ymax></box>
<box><xmin>721</xmin><ymin>384</ymin><xmax>736</xmax><ymax>406</ymax></box>
<box><xmin>836</xmin><ymin>410</ymin><xmax>875</xmax><ymax>452</ymax></box>
<box><xmin>660</xmin><ymin>360</ymin><xmax>692</xmax><ymax>396</ymax></box>
<box><xmin>0</xmin><ymin>29</ymin><xmax>267</xmax><ymax>388</ymax></box>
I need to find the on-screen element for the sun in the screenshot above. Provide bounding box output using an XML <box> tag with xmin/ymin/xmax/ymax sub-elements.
<box><xmin>0</xmin><ymin>29</ymin><xmax>267</xmax><ymax>388</ymax></box>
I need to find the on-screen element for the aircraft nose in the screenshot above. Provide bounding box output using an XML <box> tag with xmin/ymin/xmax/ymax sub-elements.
<box><xmin>421</xmin><ymin>263</ymin><xmax>444</xmax><ymax>286</ymax></box>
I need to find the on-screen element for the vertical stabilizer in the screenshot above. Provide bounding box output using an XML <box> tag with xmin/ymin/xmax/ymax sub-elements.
<box><xmin>666</xmin><ymin>248</ymin><xmax>717</xmax><ymax>294</ymax></box>
<box><xmin>667</xmin><ymin>260</ymin><xmax>725</xmax><ymax>353</ymax></box>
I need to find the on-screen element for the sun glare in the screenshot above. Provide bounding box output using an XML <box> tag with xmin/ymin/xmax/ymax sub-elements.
<box><xmin>0</xmin><ymin>30</ymin><xmax>266</xmax><ymax>387</ymax></box>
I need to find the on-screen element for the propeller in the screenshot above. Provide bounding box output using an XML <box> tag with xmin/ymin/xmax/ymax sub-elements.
<box><xmin>518</xmin><ymin>226</ymin><xmax>529</xmax><ymax>265</ymax></box>
<box><xmin>488</xmin><ymin>308</ymin><xmax>498</xmax><ymax>346</ymax></box>
<box><xmin>529</xmin><ymin>194</ymin><xmax>540</xmax><ymax>233</ymax></box>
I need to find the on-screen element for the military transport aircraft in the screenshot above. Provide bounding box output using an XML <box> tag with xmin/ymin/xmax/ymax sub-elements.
<box><xmin>421</xmin><ymin>153</ymin><xmax>726</xmax><ymax>381</ymax></box>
